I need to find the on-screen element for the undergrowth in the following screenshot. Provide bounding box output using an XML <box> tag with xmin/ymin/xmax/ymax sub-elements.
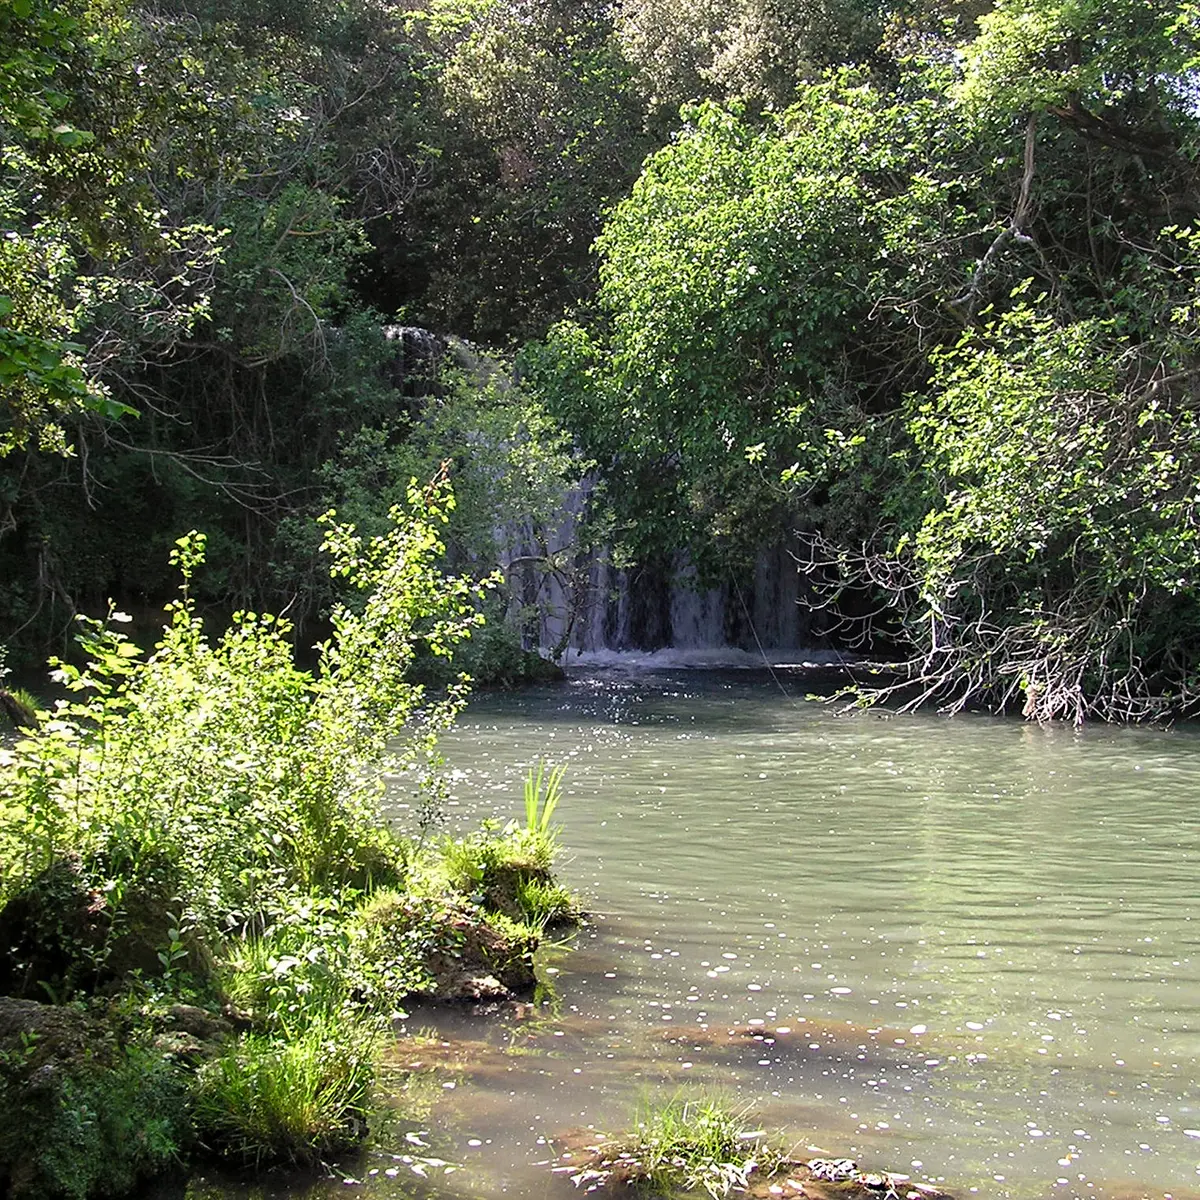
<box><xmin>0</xmin><ymin>480</ymin><xmax>578</xmax><ymax>1189</ymax></box>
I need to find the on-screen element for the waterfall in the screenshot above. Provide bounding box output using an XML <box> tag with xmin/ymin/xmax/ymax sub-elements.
<box><xmin>502</xmin><ymin>481</ymin><xmax>844</xmax><ymax>669</ymax></box>
<box><xmin>381</xmin><ymin>325</ymin><xmax>445</xmax><ymax>395</ymax></box>
<box><xmin>378</xmin><ymin>326</ymin><xmax>845</xmax><ymax>669</ymax></box>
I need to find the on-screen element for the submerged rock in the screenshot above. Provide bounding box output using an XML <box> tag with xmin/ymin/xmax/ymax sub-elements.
<box><xmin>549</xmin><ymin>1128</ymin><xmax>955</xmax><ymax>1200</ymax></box>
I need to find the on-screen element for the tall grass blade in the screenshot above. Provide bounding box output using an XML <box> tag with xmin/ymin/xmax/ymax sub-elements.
<box><xmin>524</xmin><ymin>761</ymin><xmax>565</xmax><ymax>835</ymax></box>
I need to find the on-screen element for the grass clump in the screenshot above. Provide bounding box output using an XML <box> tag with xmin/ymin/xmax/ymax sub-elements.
<box><xmin>524</xmin><ymin>761</ymin><xmax>565</xmax><ymax>845</ymax></box>
<box><xmin>597</xmin><ymin>1094</ymin><xmax>787</xmax><ymax>1199</ymax></box>
<box><xmin>192</xmin><ymin>1017</ymin><xmax>375</xmax><ymax>1167</ymax></box>
<box><xmin>429</xmin><ymin>759</ymin><xmax>577</xmax><ymax>929</ymax></box>
<box><xmin>514</xmin><ymin>875</ymin><xmax>578</xmax><ymax>929</ymax></box>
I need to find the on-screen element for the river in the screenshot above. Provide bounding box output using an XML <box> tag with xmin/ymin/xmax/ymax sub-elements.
<box><xmin>185</xmin><ymin>665</ymin><xmax>1200</xmax><ymax>1200</ymax></box>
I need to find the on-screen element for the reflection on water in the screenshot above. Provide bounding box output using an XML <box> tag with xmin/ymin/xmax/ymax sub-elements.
<box><xmin>186</xmin><ymin>668</ymin><xmax>1200</xmax><ymax>1200</ymax></box>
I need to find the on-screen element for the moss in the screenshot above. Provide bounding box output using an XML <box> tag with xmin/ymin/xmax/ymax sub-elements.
<box><xmin>0</xmin><ymin>854</ymin><xmax>213</xmax><ymax>1003</ymax></box>
<box><xmin>0</xmin><ymin>999</ymin><xmax>189</xmax><ymax>1200</ymax></box>
<box><xmin>376</xmin><ymin>897</ymin><xmax>537</xmax><ymax>1001</ymax></box>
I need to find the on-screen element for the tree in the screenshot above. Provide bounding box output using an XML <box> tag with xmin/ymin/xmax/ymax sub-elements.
<box><xmin>0</xmin><ymin>0</ymin><xmax>218</xmax><ymax>455</ymax></box>
<box><xmin>0</xmin><ymin>0</ymin><xmax>434</xmax><ymax>649</ymax></box>
<box><xmin>614</xmin><ymin>0</ymin><xmax>894</xmax><ymax>119</ymax></box>
<box><xmin>529</xmin><ymin>0</ymin><xmax>1200</xmax><ymax>722</ymax></box>
<box><xmin>394</xmin><ymin>0</ymin><xmax>653</xmax><ymax>340</ymax></box>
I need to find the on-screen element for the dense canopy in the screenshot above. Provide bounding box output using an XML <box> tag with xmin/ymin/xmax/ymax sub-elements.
<box><xmin>3</xmin><ymin>0</ymin><xmax>1199</xmax><ymax>720</ymax></box>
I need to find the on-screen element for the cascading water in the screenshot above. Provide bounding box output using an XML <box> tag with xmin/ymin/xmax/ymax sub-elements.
<box><xmin>380</xmin><ymin>328</ymin><xmax>846</xmax><ymax>669</ymax></box>
<box><xmin>501</xmin><ymin>479</ymin><xmax>843</xmax><ymax>669</ymax></box>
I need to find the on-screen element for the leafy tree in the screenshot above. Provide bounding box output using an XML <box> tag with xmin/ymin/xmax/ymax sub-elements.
<box><xmin>527</xmin><ymin>78</ymin><xmax>977</xmax><ymax>571</ymax></box>
<box><xmin>395</xmin><ymin>0</ymin><xmax>653</xmax><ymax>340</ymax></box>
<box><xmin>530</xmin><ymin>0</ymin><xmax>1200</xmax><ymax>721</ymax></box>
<box><xmin>614</xmin><ymin>0</ymin><xmax>895</xmax><ymax>119</ymax></box>
<box><xmin>0</xmin><ymin>0</ymin><xmax>432</xmax><ymax>651</ymax></box>
<box><xmin>0</xmin><ymin>0</ymin><xmax>218</xmax><ymax>455</ymax></box>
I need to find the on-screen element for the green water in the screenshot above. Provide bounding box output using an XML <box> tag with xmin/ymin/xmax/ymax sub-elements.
<box><xmin>187</xmin><ymin>667</ymin><xmax>1200</xmax><ymax>1200</ymax></box>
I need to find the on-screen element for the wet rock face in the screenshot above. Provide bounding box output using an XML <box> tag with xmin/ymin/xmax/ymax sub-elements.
<box><xmin>381</xmin><ymin>325</ymin><xmax>446</xmax><ymax>397</ymax></box>
<box><xmin>0</xmin><ymin>995</ymin><xmax>100</xmax><ymax>1068</ymax></box>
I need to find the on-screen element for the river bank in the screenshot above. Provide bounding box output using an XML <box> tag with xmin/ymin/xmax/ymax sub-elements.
<box><xmin>0</xmin><ymin>499</ymin><xmax>585</xmax><ymax>1198</ymax></box>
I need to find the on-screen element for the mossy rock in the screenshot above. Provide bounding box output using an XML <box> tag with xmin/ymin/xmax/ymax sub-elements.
<box><xmin>0</xmin><ymin>997</ymin><xmax>189</xmax><ymax>1199</ymax></box>
<box><xmin>428</xmin><ymin>910</ymin><xmax>537</xmax><ymax>1000</ymax></box>
<box><xmin>356</xmin><ymin>894</ymin><xmax>537</xmax><ymax>1002</ymax></box>
<box><xmin>480</xmin><ymin>860</ymin><xmax>553</xmax><ymax>923</ymax></box>
<box><xmin>0</xmin><ymin>856</ymin><xmax>212</xmax><ymax>1001</ymax></box>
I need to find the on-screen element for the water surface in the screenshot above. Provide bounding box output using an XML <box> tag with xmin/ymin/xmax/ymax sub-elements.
<box><xmin>192</xmin><ymin>668</ymin><xmax>1200</xmax><ymax>1200</ymax></box>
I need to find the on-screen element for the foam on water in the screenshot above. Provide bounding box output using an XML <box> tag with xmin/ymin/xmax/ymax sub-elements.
<box><xmin>562</xmin><ymin>647</ymin><xmax>859</xmax><ymax>671</ymax></box>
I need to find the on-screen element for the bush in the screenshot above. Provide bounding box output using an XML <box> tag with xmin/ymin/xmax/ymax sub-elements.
<box><xmin>0</xmin><ymin>478</ymin><xmax>578</xmax><ymax>1184</ymax></box>
<box><xmin>0</xmin><ymin>1028</ymin><xmax>189</xmax><ymax>1200</ymax></box>
<box><xmin>0</xmin><ymin>478</ymin><xmax>486</xmax><ymax>955</ymax></box>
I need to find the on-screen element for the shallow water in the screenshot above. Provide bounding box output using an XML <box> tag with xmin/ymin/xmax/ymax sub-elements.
<box><xmin>186</xmin><ymin>667</ymin><xmax>1200</xmax><ymax>1200</ymax></box>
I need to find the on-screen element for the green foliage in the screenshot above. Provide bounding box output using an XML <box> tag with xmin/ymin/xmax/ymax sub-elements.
<box><xmin>0</xmin><ymin>1039</ymin><xmax>189</xmax><ymax>1200</ymax></box>
<box><xmin>438</xmin><ymin>823</ymin><xmax>549</xmax><ymax>896</ymax></box>
<box><xmin>192</xmin><ymin>1017</ymin><xmax>374</xmax><ymax>1166</ymax></box>
<box><xmin>609</xmin><ymin>1093</ymin><xmax>784</xmax><ymax>1199</ymax></box>
<box><xmin>317</xmin><ymin>364</ymin><xmax>583</xmax><ymax>573</ymax></box>
<box><xmin>307</xmin><ymin>361</ymin><xmax>590</xmax><ymax>679</ymax></box>
<box><xmin>8</xmin><ymin>0</ymin><xmax>1196</xmax><ymax>727</ymax></box>
<box><xmin>957</xmin><ymin>0</ymin><xmax>1199</xmax><ymax>120</ymax></box>
<box><xmin>523</xmin><ymin>760</ymin><xmax>565</xmax><ymax>840</ymax></box>
<box><xmin>0</xmin><ymin>479</ymin><xmax>484</xmax><ymax>939</ymax></box>
<box><xmin>529</xmin><ymin>6</ymin><xmax>1200</xmax><ymax>721</ymax></box>
<box><xmin>433</xmin><ymin>773</ymin><xmax>574</xmax><ymax>927</ymax></box>
<box><xmin>0</xmin><ymin>474</ymin><xmax>578</xmax><ymax>1178</ymax></box>
<box><xmin>887</xmin><ymin>294</ymin><xmax>1200</xmax><ymax>721</ymax></box>
<box><xmin>341</xmin><ymin>890</ymin><xmax>448</xmax><ymax>1003</ymax></box>
<box><xmin>400</xmin><ymin>0</ymin><xmax>653</xmax><ymax>340</ymax></box>
<box><xmin>218</xmin><ymin>910</ymin><xmax>360</xmax><ymax>1036</ymax></box>
<box><xmin>615</xmin><ymin>0</ymin><xmax>892</xmax><ymax>119</ymax></box>
<box><xmin>0</xmin><ymin>0</ymin><xmax>434</xmax><ymax>654</ymax></box>
<box><xmin>528</xmin><ymin>75</ymin><xmax>972</xmax><ymax>569</ymax></box>
<box><xmin>0</xmin><ymin>0</ymin><xmax>226</xmax><ymax>454</ymax></box>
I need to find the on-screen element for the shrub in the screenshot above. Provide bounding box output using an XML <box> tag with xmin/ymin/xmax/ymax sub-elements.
<box><xmin>0</xmin><ymin>477</ymin><xmax>488</xmax><ymax>956</ymax></box>
<box><xmin>0</xmin><ymin>1036</ymin><xmax>189</xmax><ymax>1200</ymax></box>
